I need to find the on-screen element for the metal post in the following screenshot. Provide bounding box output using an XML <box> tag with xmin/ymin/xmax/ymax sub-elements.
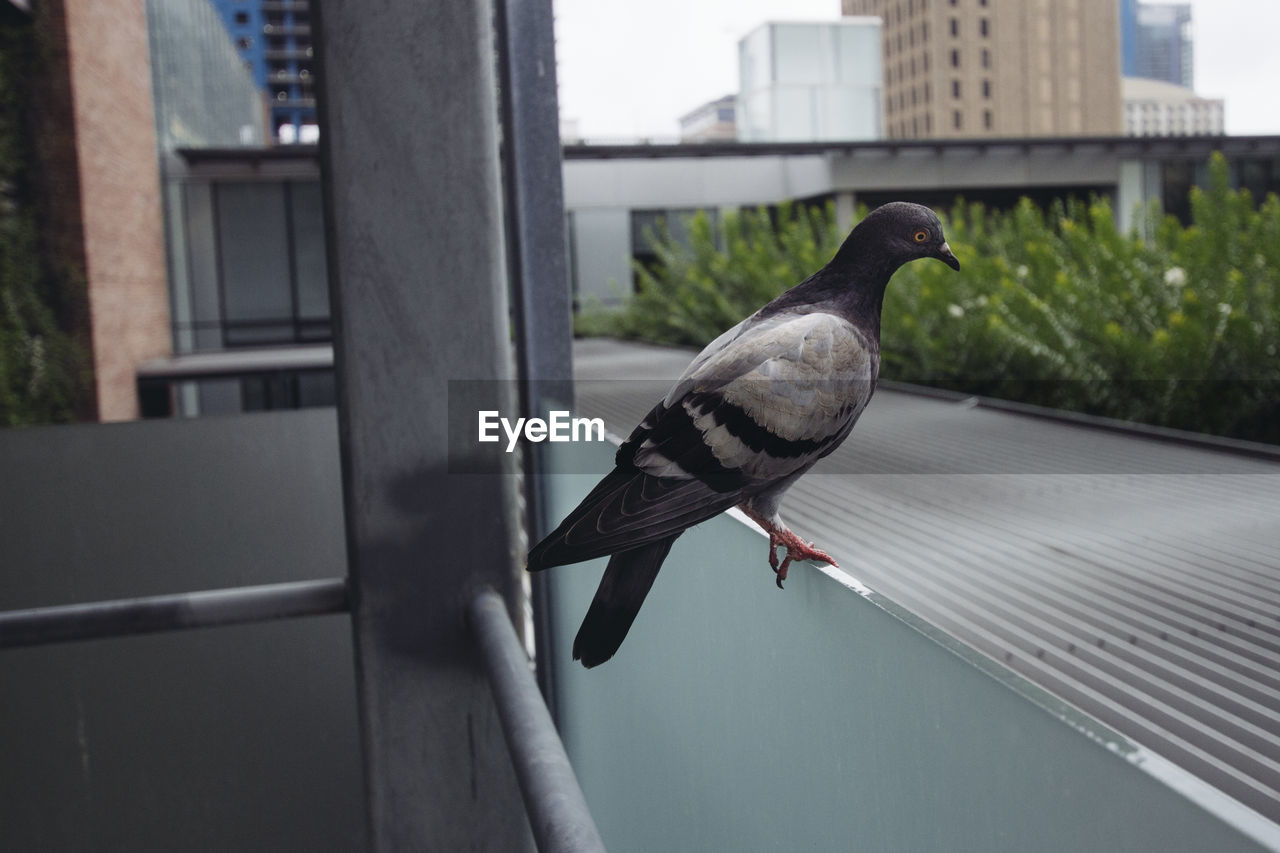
<box><xmin>469</xmin><ymin>590</ymin><xmax>607</xmax><ymax>853</ymax></box>
<box><xmin>312</xmin><ymin>1</ymin><xmax>529</xmax><ymax>849</ymax></box>
<box><xmin>493</xmin><ymin>0</ymin><xmax>576</xmax><ymax>718</ymax></box>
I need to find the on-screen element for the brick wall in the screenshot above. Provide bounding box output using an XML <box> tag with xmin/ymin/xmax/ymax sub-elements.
<box><xmin>58</xmin><ymin>0</ymin><xmax>171</xmax><ymax>421</ymax></box>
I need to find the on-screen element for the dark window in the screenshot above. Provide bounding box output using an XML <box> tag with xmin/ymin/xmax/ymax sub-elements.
<box><xmin>950</xmin><ymin>18</ymin><xmax>958</xmax><ymax>36</ymax></box>
<box><xmin>982</xmin><ymin>49</ymin><xmax>991</xmax><ymax>68</ymax></box>
<box><xmin>138</xmin><ymin>379</ymin><xmax>172</xmax><ymax>418</ymax></box>
<box><xmin>236</xmin><ymin>36</ymin><xmax>252</xmax><ymax>49</ymax></box>
<box><xmin>952</xmin><ymin>79</ymin><xmax>961</xmax><ymax>98</ymax></box>
<box><xmin>984</xmin><ymin>110</ymin><xmax>993</xmax><ymax>129</ymax></box>
<box><xmin>240</xmin><ymin>371</ymin><xmax>335</xmax><ymax>413</ymax></box>
<box><xmin>951</xmin><ymin>49</ymin><xmax>960</xmax><ymax>67</ymax></box>
<box><xmin>979</xmin><ymin>18</ymin><xmax>989</xmax><ymax>36</ymax></box>
<box><xmin>953</xmin><ymin>110</ymin><xmax>963</xmax><ymax>130</ymax></box>
<box><xmin>234</xmin><ymin>11</ymin><xmax>249</xmax><ymax>25</ymax></box>
<box><xmin>983</xmin><ymin>79</ymin><xmax>991</xmax><ymax>98</ymax></box>
<box><xmin>630</xmin><ymin>208</ymin><xmax>718</xmax><ymax>284</ymax></box>
<box><xmin>211</xmin><ymin>181</ymin><xmax>331</xmax><ymax>347</ymax></box>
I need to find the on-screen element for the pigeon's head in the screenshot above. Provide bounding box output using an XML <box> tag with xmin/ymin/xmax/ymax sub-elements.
<box><xmin>853</xmin><ymin>202</ymin><xmax>961</xmax><ymax>272</ymax></box>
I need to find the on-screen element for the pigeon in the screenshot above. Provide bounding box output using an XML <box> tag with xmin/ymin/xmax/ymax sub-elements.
<box><xmin>527</xmin><ymin>202</ymin><xmax>960</xmax><ymax>667</ymax></box>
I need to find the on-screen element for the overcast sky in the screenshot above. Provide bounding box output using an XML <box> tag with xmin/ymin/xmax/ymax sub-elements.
<box><xmin>553</xmin><ymin>0</ymin><xmax>1280</xmax><ymax>140</ymax></box>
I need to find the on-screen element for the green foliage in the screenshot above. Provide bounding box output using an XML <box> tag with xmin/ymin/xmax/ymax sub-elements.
<box><xmin>886</xmin><ymin>153</ymin><xmax>1279</xmax><ymax>441</ymax></box>
<box><xmin>0</xmin><ymin>12</ymin><xmax>88</xmax><ymax>426</ymax></box>
<box><xmin>577</xmin><ymin>202</ymin><xmax>842</xmax><ymax>347</ymax></box>
<box><xmin>583</xmin><ymin>153</ymin><xmax>1280</xmax><ymax>443</ymax></box>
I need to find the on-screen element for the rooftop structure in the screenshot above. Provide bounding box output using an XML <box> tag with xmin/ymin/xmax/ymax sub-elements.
<box><xmin>678</xmin><ymin>94</ymin><xmax>738</xmax><ymax>142</ymax></box>
<box><xmin>1124</xmin><ymin>76</ymin><xmax>1224</xmax><ymax>137</ymax></box>
<box><xmin>737</xmin><ymin>19</ymin><xmax>882</xmax><ymax>143</ymax></box>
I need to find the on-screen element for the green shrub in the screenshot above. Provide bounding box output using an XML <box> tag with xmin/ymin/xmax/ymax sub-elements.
<box><xmin>578</xmin><ymin>202</ymin><xmax>842</xmax><ymax>347</ymax></box>
<box><xmin>886</xmin><ymin>153</ymin><xmax>1279</xmax><ymax>441</ymax></box>
<box><xmin>580</xmin><ymin>153</ymin><xmax>1280</xmax><ymax>444</ymax></box>
<box><xmin>0</xmin><ymin>11</ymin><xmax>89</xmax><ymax>426</ymax></box>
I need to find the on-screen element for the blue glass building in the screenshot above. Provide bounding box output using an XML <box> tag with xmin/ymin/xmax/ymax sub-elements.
<box><xmin>206</xmin><ymin>0</ymin><xmax>316</xmax><ymax>142</ymax></box>
<box><xmin>1119</xmin><ymin>0</ymin><xmax>1193</xmax><ymax>89</ymax></box>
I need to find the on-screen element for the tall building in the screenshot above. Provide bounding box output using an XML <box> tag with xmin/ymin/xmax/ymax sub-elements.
<box><xmin>207</xmin><ymin>0</ymin><xmax>316</xmax><ymax>142</ymax></box>
<box><xmin>146</xmin><ymin>0</ymin><xmax>267</xmax><ymax>151</ymax></box>
<box><xmin>1119</xmin><ymin>0</ymin><xmax>1138</xmax><ymax>78</ymax></box>
<box><xmin>842</xmin><ymin>0</ymin><xmax>1122</xmax><ymax>139</ymax></box>
<box><xmin>1131</xmin><ymin>2</ymin><xmax>1193</xmax><ymax>89</ymax></box>
<box><xmin>737</xmin><ymin>19</ymin><xmax>882</xmax><ymax>143</ymax></box>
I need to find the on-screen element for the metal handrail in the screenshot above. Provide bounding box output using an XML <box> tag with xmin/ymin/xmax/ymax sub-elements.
<box><xmin>469</xmin><ymin>589</ymin><xmax>607</xmax><ymax>853</ymax></box>
<box><xmin>0</xmin><ymin>579</ymin><xmax>605</xmax><ymax>850</ymax></box>
<box><xmin>0</xmin><ymin>578</ymin><xmax>348</xmax><ymax>648</ymax></box>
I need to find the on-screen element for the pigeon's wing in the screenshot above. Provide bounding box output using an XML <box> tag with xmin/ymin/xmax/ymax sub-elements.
<box><xmin>525</xmin><ymin>423</ymin><xmax>750</xmax><ymax>570</ymax></box>
<box><xmin>634</xmin><ymin>311</ymin><xmax>879</xmax><ymax>482</ymax></box>
<box><xmin>528</xmin><ymin>312</ymin><xmax>878</xmax><ymax>570</ymax></box>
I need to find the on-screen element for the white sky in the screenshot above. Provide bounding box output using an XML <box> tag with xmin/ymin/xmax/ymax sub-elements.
<box><xmin>553</xmin><ymin>0</ymin><xmax>1280</xmax><ymax>140</ymax></box>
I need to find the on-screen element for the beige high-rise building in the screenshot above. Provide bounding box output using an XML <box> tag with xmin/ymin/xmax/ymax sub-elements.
<box><xmin>842</xmin><ymin>0</ymin><xmax>1123</xmax><ymax>139</ymax></box>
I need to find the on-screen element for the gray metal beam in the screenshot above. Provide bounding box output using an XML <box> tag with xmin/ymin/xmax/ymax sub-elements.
<box><xmin>494</xmin><ymin>0</ymin><xmax>575</xmax><ymax>714</ymax></box>
<box><xmin>312</xmin><ymin>1</ymin><xmax>529</xmax><ymax>849</ymax></box>
<box><xmin>470</xmin><ymin>590</ymin><xmax>606</xmax><ymax>853</ymax></box>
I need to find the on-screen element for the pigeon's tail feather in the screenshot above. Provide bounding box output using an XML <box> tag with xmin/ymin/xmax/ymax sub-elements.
<box><xmin>573</xmin><ymin>534</ymin><xmax>679</xmax><ymax>668</ymax></box>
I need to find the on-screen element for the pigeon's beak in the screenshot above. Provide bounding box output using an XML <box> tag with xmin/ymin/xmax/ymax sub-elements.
<box><xmin>936</xmin><ymin>242</ymin><xmax>961</xmax><ymax>271</ymax></box>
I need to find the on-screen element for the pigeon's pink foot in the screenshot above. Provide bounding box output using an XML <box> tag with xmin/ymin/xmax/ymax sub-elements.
<box><xmin>739</xmin><ymin>506</ymin><xmax>838</xmax><ymax>589</ymax></box>
<box><xmin>768</xmin><ymin>527</ymin><xmax>837</xmax><ymax>589</ymax></box>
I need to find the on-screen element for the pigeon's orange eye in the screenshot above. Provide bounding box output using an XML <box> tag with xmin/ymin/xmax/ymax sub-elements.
<box><xmin>913</xmin><ymin>230</ymin><xmax>929</xmax><ymax>243</ymax></box>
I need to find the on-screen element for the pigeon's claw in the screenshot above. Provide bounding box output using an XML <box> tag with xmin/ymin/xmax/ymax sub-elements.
<box><xmin>767</xmin><ymin>527</ymin><xmax>838</xmax><ymax>589</ymax></box>
<box><xmin>740</xmin><ymin>505</ymin><xmax>838</xmax><ymax>589</ymax></box>
<box><xmin>774</xmin><ymin>556</ymin><xmax>790</xmax><ymax>590</ymax></box>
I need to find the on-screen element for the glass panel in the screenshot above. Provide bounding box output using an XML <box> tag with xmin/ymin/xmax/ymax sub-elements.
<box><xmin>184</xmin><ymin>182</ymin><xmax>226</xmax><ymax>351</ymax></box>
<box><xmin>836</xmin><ymin>23</ymin><xmax>880</xmax><ymax>85</ymax></box>
<box><xmin>216</xmin><ymin>182</ymin><xmax>294</xmax><ymax>345</ymax></box>
<box><xmin>772</xmin><ymin>24</ymin><xmax>825</xmax><ymax>85</ymax></box>
<box><xmin>290</xmin><ymin>181</ymin><xmax>330</xmax><ymax>321</ymax></box>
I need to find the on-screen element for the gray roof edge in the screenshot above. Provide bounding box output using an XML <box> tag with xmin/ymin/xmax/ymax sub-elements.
<box><xmin>879</xmin><ymin>378</ymin><xmax>1280</xmax><ymax>464</ymax></box>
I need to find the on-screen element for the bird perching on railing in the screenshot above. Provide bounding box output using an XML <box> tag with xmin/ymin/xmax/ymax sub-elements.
<box><xmin>527</xmin><ymin>202</ymin><xmax>961</xmax><ymax>668</ymax></box>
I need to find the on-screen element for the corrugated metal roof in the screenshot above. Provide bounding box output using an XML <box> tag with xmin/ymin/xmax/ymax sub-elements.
<box><xmin>572</xmin><ymin>338</ymin><xmax>1280</xmax><ymax>824</ymax></box>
